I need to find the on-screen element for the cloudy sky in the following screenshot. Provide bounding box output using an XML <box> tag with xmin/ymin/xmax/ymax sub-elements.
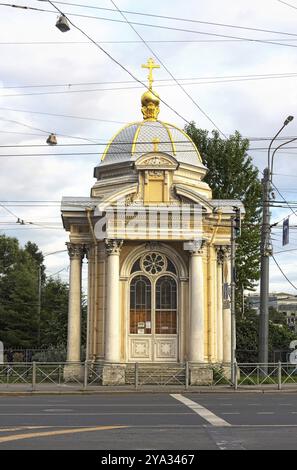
<box><xmin>0</xmin><ymin>0</ymin><xmax>297</xmax><ymax>294</ymax></box>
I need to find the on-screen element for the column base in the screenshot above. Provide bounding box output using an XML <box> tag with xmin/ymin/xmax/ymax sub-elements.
<box><xmin>102</xmin><ymin>364</ymin><xmax>126</xmax><ymax>385</ymax></box>
<box><xmin>63</xmin><ymin>363</ymin><xmax>83</xmax><ymax>382</ymax></box>
<box><xmin>190</xmin><ymin>365</ymin><xmax>213</xmax><ymax>385</ymax></box>
<box><xmin>221</xmin><ymin>364</ymin><xmax>240</xmax><ymax>381</ymax></box>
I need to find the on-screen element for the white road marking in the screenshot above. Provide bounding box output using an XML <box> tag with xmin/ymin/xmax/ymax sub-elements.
<box><xmin>43</xmin><ymin>409</ymin><xmax>74</xmax><ymax>412</ymax></box>
<box><xmin>221</xmin><ymin>412</ymin><xmax>240</xmax><ymax>415</ymax></box>
<box><xmin>257</xmin><ymin>412</ymin><xmax>274</xmax><ymax>414</ymax></box>
<box><xmin>170</xmin><ymin>394</ymin><xmax>231</xmax><ymax>427</ymax></box>
<box><xmin>0</xmin><ymin>412</ymin><xmax>193</xmax><ymax>416</ymax></box>
<box><xmin>0</xmin><ymin>426</ymin><xmax>49</xmax><ymax>432</ymax></box>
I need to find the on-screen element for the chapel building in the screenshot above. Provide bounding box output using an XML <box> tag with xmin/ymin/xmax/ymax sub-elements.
<box><xmin>61</xmin><ymin>59</ymin><xmax>244</xmax><ymax>384</ymax></box>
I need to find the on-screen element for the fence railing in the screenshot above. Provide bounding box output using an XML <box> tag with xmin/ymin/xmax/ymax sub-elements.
<box><xmin>0</xmin><ymin>361</ymin><xmax>296</xmax><ymax>390</ymax></box>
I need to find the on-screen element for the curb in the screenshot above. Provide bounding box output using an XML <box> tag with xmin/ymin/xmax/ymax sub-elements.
<box><xmin>0</xmin><ymin>387</ymin><xmax>297</xmax><ymax>396</ymax></box>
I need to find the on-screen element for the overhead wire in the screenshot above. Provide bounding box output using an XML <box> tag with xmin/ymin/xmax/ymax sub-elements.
<box><xmin>44</xmin><ymin>1</ymin><xmax>196</xmax><ymax>128</ymax></box>
<box><xmin>0</xmin><ymin>116</ymin><xmax>98</xmax><ymax>143</ymax></box>
<box><xmin>38</xmin><ymin>1</ymin><xmax>297</xmax><ymax>39</ymax></box>
<box><xmin>2</xmin><ymin>2</ymin><xmax>297</xmax><ymax>50</ymax></box>
<box><xmin>277</xmin><ymin>0</ymin><xmax>297</xmax><ymax>12</ymax></box>
<box><xmin>109</xmin><ymin>0</ymin><xmax>226</xmax><ymax>137</ymax></box>
<box><xmin>4</xmin><ymin>38</ymin><xmax>297</xmax><ymax>45</ymax></box>
<box><xmin>3</xmin><ymin>71</ymin><xmax>297</xmax><ymax>90</ymax></box>
<box><xmin>272</xmin><ymin>254</ymin><xmax>297</xmax><ymax>291</ymax></box>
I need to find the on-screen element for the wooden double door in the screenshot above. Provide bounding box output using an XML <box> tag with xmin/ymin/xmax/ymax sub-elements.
<box><xmin>128</xmin><ymin>274</ymin><xmax>178</xmax><ymax>362</ymax></box>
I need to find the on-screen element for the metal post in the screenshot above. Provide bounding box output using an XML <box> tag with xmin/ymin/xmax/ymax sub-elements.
<box><xmin>259</xmin><ymin>167</ymin><xmax>270</xmax><ymax>374</ymax></box>
<box><xmin>135</xmin><ymin>362</ymin><xmax>139</xmax><ymax>390</ymax></box>
<box><xmin>83</xmin><ymin>360</ymin><xmax>88</xmax><ymax>390</ymax></box>
<box><xmin>234</xmin><ymin>361</ymin><xmax>238</xmax><ymax>390</ymax></box>
<box><xmin>185</xmin><ymin>362</ymin><xmax>189</xmax><ymax>390</ymax></box>
<box><xmin>278</xmin><ymin>361</ymin><xmax>282</xmax><ymax>390</ymax></box>
<box><xmin>230</xmin><ymin>219</ymin><xmax>236</xmax><ymax>384</ymax></box>
<box><xmin>32</xmin><ymin>361</ymin><xmax>36</xmax><ymax>391</ymax></box>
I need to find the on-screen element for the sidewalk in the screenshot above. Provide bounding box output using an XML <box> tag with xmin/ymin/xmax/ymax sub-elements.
<box><xmin>1</xmin><ymin>383</ymin><xmax>297</xmax><ymax>395</ymax></box>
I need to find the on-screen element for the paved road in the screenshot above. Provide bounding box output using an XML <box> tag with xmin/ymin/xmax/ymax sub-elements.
<box><xmin>0</xmin><ymin>393</ymin><xmax>297</xmax><ymax>449</ymax></box>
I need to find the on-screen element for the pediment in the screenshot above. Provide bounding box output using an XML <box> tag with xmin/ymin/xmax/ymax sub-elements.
<box><xmin>174</xmin><ymin>184</ymin><xmax>213</xmax><ymax>213</ymax></box>
<box><xmin>135</xmin><ymin>152</ymin><xmax>178</xmax><ymax>170</ymax></box>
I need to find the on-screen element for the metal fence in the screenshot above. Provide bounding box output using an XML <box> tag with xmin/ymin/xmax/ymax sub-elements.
<box><xmin>0</xmin><ymin>361</ymin><xmax>296</xmax><ymax>391</ymax></box>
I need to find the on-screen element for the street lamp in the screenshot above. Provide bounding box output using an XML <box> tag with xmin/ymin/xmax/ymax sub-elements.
<box><xmin>259</xmin><ymin>115</ymin><xmax>294</xmax><ymax>369</ymax></box>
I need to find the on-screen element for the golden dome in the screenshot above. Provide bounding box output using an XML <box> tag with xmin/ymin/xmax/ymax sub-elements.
<box><xmin>141</xmin><ymin>89</ymin><xmax>160</xmax><ymax>107</ymax></box>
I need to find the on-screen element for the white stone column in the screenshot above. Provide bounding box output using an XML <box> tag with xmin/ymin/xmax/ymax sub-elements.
<box><xmin>104</xmin><ymin>239</ymin><xmax>123</xmax><ymax>363</ymax></box>
<box><xmin>66</xmin><ymin>243</ymin><xmax>84</xmax><ymax>363</ymax></box>
<box><xmin>216</xmin><ymin>248</ymin><xmax>224</xmax><ymax>363</ymax></box>
<box><xmin>189</xmin><ymin>243</ymin><xmax>205</xmax><ymax>362</ymax></box>
<box><xmin>223</xmin><ymin>247</ymin><xmax>231</xmax><ymax>363</ymax></box>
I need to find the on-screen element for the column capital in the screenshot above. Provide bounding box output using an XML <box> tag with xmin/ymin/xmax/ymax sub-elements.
<box><xmin>187</xmin><ymin>240</ymin><xmax>206</xmax><ymax>256</ymax></box>
<box><xmin>217</xmin><ymin>246</ymin><xmax>225</xmax><ymax>265</ymax></box>
<box><xmin>84</xmin><ymin>243</ymin><xmax>96</xmax><ymax>260</ymax></box>
<box><xmin>66</xmin><ymin>242</ymin><xmax>85</xmax><ymax>260</ymax></box>
<box><xmin>220</xmin><ymin>245</ymin><xmax>231</xmax><ymax>260</ymax></box>
<box><xmin>105</xmin><ymin>239</ymin><xmax>123</xmax><ymax>255</ymax></box>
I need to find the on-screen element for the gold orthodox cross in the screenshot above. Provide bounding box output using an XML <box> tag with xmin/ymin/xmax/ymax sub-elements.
<box><xmin>152</xmin><ymin>138</ymin><xmax>160</xmax><ymax>152</ymax></box>
<box><xmin>141</xmin><ymin>58</ymin><xmax>160</xmax><ymax>90</ymax></box>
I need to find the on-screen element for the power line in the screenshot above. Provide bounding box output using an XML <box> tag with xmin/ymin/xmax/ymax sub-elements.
<box><xmin>272</xmin><ymin>254</ymin><xmax>297</xmax><ymax>291</ymax></box>
<box><xmin>0</xmin><ymin>105</ymin><xmax>126</xmax><ymax>124</ymax></box>
<box><xmin>271</xmin><ymin>181</ymin><xmax>297</xmax><ymax>218</ymax></box>
<box><xmin>44</xmin><ymin>1</ymin><xmax>195</xmax><ymax>127</ymax></box>
<box><xmin>38</xmin><ymin>1</ymin><xmax>297</xmax><ymax>39</ymax></box>
<box><xmin>2</xmin><ymin>71</ymin><xmax>297</xmax><ymax>93</ymax></box>
<box><xmin>3</xmin><ymin>71</ymin><xmax>297</xmax><ymax>89</ymax></box>
<box><xmin>0</xmin><ymin>116</ymin><xmax>98</xmax><ymax>143</ymax></box>
<box><xmin>3</xmin><ymin>38</ymin><xmax>297</xmax><ymax>45</ymax></box>
<box><xmin>1</xmin><ymin>141</ymin><xmax>297</xmax><ymax>149</ymax></box>
<box><xmin>3</xmin><ymin>1</ymin><xmax>297</xmax><ymax>50</ymax></box>
<box><xmin>0</xmin><ymin>139</ymin><xmax>221</xmax><ymax>148</ymax></box>
<box><xmin>277</xmin><ymin>0</ymin><xmax>297</xmax><ymax>12</ymax></box>
<box><xmin>110</xmin><ymin>0</ymin><xmax>226</xmax><ymax>137</ymax></box>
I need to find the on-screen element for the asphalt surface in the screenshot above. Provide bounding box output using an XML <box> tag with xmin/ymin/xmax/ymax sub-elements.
<box><xmin>0</xmin><ymin>393</ymin><xmax>297</xmax><ymax>449</ymax></box>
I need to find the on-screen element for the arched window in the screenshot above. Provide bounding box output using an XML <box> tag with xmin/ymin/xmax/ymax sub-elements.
<box><xmin>130</xmin><ymin>275</ymin><xmax>151</xmax><ymax>334</ymax></box>
<box><xmin>155</xmin><ymin>276</ymin><xmax>177</xmax><ymax>335</ymax></box>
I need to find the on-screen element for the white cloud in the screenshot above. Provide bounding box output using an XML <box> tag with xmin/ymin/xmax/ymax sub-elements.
<box><xmin>0</xmin><ymin>0</ymin><xmax>297</xmax><ymax>292</ymax></box>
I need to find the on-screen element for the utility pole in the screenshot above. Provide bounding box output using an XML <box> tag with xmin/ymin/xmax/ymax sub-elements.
<box><xmin>259</xmin><ymin>116</ymin><xmax>294</xmax><ymax>370</ymax></box>
<box><xmin>259</xmin><ymin>168</ymin><xmax>271</xmax><ymax>368</ymax></box>
<box><xmin>231</xmin><ymin>207</ymin><xmax>240</xmax><ymax>384</ymax></box>
<box><xmin>37</xmin><ymin>265</ymin><xmax>41</xmax><ymax>347</ymax></box>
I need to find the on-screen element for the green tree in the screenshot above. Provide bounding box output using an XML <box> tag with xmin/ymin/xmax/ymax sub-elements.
<box><xmin>0</xmin><ymin>235</ymin><xmax>39</xmax><ymax>347</ymax></box>
<box><xmin>0</xmin><ymin>234</ymin><xmax>87</xmax><ymax>351</ymax></box>
<box><xmin>236</xmin><ymin>309</ymin><xmax>296</xmax><ymax>362</ymax></box>
<box><xmin>269</xmin><ymin>306</ymin><xmax>286</xmax><ymax>325</ymax></box>
<box><xmin>185</xmin><ymin>124</ymin><xmax>262</xmax><ymax>309</ymax></box>
<box><xmin>40</xmin><ymin>277</ymin><xmax>69</xmax><ymax>347</ymax></box>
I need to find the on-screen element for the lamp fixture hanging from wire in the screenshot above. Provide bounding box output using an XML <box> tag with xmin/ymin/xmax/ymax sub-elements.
<box><xmin>56</xmin><ymin>14</ymin><xmax>70</xmax><ymax>32</ymax></box>
<box><xmin>46</xmin><ymin>133</ymin><xmax>58</xmax><ymax>145</ymax></box>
